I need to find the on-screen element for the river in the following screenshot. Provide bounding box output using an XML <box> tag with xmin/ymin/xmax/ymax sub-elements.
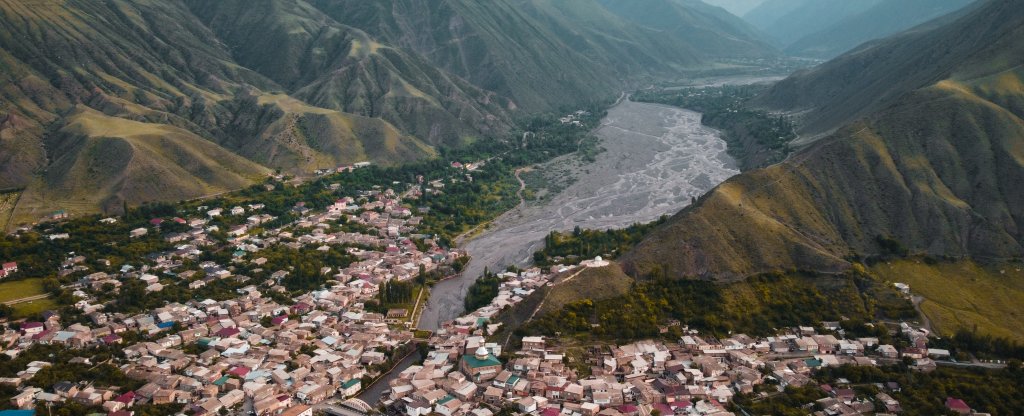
<box><xmin>417</xmin><ymin>99</ymin><xmax>740</xmax><ymax>331</ymax></box>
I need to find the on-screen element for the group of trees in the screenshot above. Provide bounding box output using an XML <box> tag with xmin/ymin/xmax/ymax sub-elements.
<box><xmin>525</xmin><ymin>272</ymin><xmax>913</xmax><ymax>341</ymax></box>
<box><xmin>464</xmin><ymin>272</ymin><xmax>502</xmax><ymax>313</ymax></box>
<box><xmin>816</xmin><ymin>365</ymin><xmax>1024</xmax><ymax>415</ymax></box>
<box><xmin>533</xmin><ymin>218</ymin><xmax>666</xmax><ymax>267</ymax></box>
<box><xmin>378</xmin><ymin>280</ymin><xmax>415</xmax><ymax>306</ymax></box>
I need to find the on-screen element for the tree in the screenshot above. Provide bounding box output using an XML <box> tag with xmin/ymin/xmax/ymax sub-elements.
<box><xmin>416</xmin><ymin>264</ymin><xmax>427</xmax><ymax>285</ymax></box>
<box><xmin>42</xmin><ymin>278</ymin><xmax>62</xmax><ymax>294</ymax></box>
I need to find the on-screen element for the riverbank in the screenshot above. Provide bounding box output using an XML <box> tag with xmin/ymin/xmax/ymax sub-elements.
<box><xmin>418</xmin><ymin>98</ymin><xmax>740</xmax><ymax>330</ymax></box>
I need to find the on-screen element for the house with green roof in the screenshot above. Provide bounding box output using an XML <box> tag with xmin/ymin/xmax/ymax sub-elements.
<box><xmin>461</xmin><ymin>347</ymin><xmax>502</xmax><ymax>382</ymax></box>
<box><xmin>341</xmin><ymin>378</ymin><xmax>362</xmax><ymax>398</ymax></box>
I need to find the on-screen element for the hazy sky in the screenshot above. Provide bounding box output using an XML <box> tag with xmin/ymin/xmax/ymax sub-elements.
<box><xmin>701</xmin><ymin>0</ymin><xmax>767</xmax><ymax>17</ymax></box>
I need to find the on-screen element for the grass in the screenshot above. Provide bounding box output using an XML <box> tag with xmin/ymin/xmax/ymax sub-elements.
<box><xmin>538</xmin><ymin>265</ymin><xmax>633</xmax><ymax>316</ymax></box>
<box><xmin>387</xmin><ymin>285</ymin><xmax>427</xmax><ymax>325</ymax></box>
<box><xmin>12</xmin><ymin>298</ymin><xmax>58</xmax><ymax>319</ymax></box>
<box><xmin>0</xmin><ymin>278</ymin><xmax>46</xmax><ymax>303</ymax></box>
<box><xmin>870</xmin><ymin>259</ymin><xmax>1024</xmax><ymax>342</ymax></box>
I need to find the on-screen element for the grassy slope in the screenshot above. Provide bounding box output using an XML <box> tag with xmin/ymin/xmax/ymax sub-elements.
<box><xmin>538</xmin><ymin>265</ymin><xmax>634</xmax><ymax>316</ymax></box>
<box><xmin>227</xmin><ymin>94</ymin><xmax>434</xmax><ymax>173</ymax></box>
<box><xmin>15</xmin><ymin>107</ymin><xmax>270</xmax><ymax>220</ymax></box>
<box><xmin>785</xmin><ymin>0</ymin><xmax>974</xmax><ymax>59</ymax></box>
<box><xmin>595</xmin><ymin>0</ymin><xmax>775</xmax><ymax>59</ymax></box>
<box><xmin>314</xmin><ymin>0</ymin><xmax>770</xmax><ymax>112</ymax></box>
<box><xmin>0</xmin><ymin>0</ymin><xmax>448</xmax><ymax>223</ymax></box>
<box><xmin>871</xmin><ymin>260</ymin><xmax>1024</xmax><ymax>343</ymax></box>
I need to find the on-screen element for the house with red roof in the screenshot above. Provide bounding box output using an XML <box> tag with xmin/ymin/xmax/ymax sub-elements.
<box><xmin>101</xmin><ymin>334</ymin><xmax>123</xmax><ymax>345</ymax></box>
<box><xmin>20</xmin><ymin>322</ymin><xmax>44</xmax><ymax>335</ymax></box>
<box><xmin>946</xmin><ymin>397</ymin><xmax>971</xmax><ymax>415</ymax></box>
<box><xmin>2</xmin><ymin>262</ymin><xmax>16</xmax><ymax>273</ymax></box>
<box><xmin>229</xmin><ymin>366</ymin><xmax>251</xmax><ymax>377</ymax></box>
<box><xmin>215</xmin><ymin>327</ymin><xmax>241</xmax><ymax>338</ymax></box>
<box><xmin>114</xmin><ymin>391</ymin><xmax>136</xmax><ymax>405</ymax></box>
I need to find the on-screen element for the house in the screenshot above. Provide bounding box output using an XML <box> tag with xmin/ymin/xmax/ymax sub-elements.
<box><xmin>280</xmin><ymin>405</ymin><xmax>313</xmax><ymax>416</ymax></box>
<box><xmin>522</xmin><ymin>336</ymin><xmax>545</xmax><ymax>351</ymax></box>
<box><xmin>129</xmin><ymin>228</ymin><xmax>148</xmax><ymax>238</ymax></box>
<box><xmin>1</xmin><ymin>262</ymin><xmax>17</xmax><ymax>274</ymax></box>
<box><xmin>877</xmin><ymin>345</ymin><xmax>898</xmax><ymax>359</ymax></box>
<box><xmin>20</xmin><ymin>322</ymin><xmax>45</xmax><ymax>336</ymax></box>
<box><xmin>945</xmin><ymin>397</ymin><xmax>971</xmax><ymax>415</ymax></box>
<box><xmin>341</xmin><ymin>379</ymin><xmax>361</xmax><ymax>398</ymax></box>
<box><xmin>461</xmin><ymin>347</ymin><xmax>503</xmax><ymax>382</ymax></box>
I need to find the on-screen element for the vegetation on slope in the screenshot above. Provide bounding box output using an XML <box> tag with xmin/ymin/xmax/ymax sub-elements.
<box><xmin>871</xmin><ymin>259</ymin><xmax>1024</xmax><ymax>343</ymax></box>
<box><xmin>785</xmin><ymin>0</ymin><xmax>974</xmax><ymax>59</ymax></box>
<box><xmin>736</xmin><ymin>365</ymin><xmax>1024</xmax><ymax>416</ymax></box>
<box><xmin>520</xmin><ymin>268</ymin><xmax>914</xmax><ymax>342</ymax></box>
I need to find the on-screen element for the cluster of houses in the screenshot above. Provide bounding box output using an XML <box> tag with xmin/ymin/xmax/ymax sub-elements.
<box><xmin>366</xmin><ymin>257</ymin><xmax>977</xmax><ymax>416</ymax></box>
<box><xmin>0</xmin><ymin>180</ymin><xmax>463</xmax><ymax>415</ymax></box>
<box><xmin>559</xmin><ymin>111</ymin><xmax>591</xmax><ymax>127</ymax></box>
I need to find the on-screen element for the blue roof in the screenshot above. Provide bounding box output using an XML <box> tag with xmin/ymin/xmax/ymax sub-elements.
<box><xmin>157</xmin><ymin>321</ymin><xmax>175</xmax><ymax>328</ymax></box>
<box><xmin>0</xmin><ymin>410</ymin><xmax>36</xmax><ymax>416</ymax></box>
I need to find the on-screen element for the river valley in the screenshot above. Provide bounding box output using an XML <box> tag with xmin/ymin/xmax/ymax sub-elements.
<box><xmin>417</xmin><ymin>99</ymin><xmax>740</xmax><ymax>331</ymax></box>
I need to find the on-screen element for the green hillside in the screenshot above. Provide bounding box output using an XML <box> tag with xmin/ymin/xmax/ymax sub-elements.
<box><xmin>596</xmin><ymin>0</ymin><xmax>774</xmax><ymax>59</ymax></box>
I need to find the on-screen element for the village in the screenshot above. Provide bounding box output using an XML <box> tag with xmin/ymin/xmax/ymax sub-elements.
<box><xmin>0</xmin><ymin>164</ymin><xmax>467</xmax><ymax>416</ymax></box>
<box><xmin>374</xmin><ymin>261</ymin><xmax>991</xmax><ymax>416</ymax></box>
<box><xmin>0</xmin><ymin>161</ymin><xmax>1001</xmax><ymax>416</ymax></box>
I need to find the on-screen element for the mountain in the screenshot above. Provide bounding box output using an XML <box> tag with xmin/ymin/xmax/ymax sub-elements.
<box><xmin>700</xmin><ymin>0</ymin><xmax>767</xmax><ymax>17</ymax></box>
<box><xmin>595</xmin><ymin>0</ymin><xmax>774</xmax><ymax>59</ymax></box>
<box><xmin>0</xmin><ymin>0</ymin><xmax>784</xmax><ymax>224</ymax></box>
<box><xmin>785</xmin><ymin>0</ymin><xmax>975</xmax><ymax>59</ymax></box>
<box><xmin>312</xmin><ymin>0</ymin><xmax>775</xmax><ymax>111</ymax></box>
<box><xmin>183</xmin><ymin>0</ymin><xmax>511</xmax><ymax>146</ymax></box>
<box><xmin>754</xmin><ymin>0</ymin><xmax>987</xmax><ymax>137</ymax></box>
<box><xmin>0</xmin><ymin>0</ymin><xmax>463</xmax><ymax>221</ymax></box>
<box><xmin>623</xmin><ymin>0</ymin><xmax>1024</xmax><ymax>281</ymax></box>
<box><xmin>743</xmin><ymin>0</ymin><xmax>880</xmax><ymax>47</ymax></box>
